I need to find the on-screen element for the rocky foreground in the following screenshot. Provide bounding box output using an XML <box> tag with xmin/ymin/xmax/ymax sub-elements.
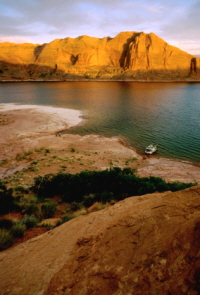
<box><xmin>0</xmin><ymin>185</ymin><xmax>200</xmax><ymax>294</ymax></box>
<box><xmin>0</xmin><ymin>31</ymin><xmax>200</xmax><ymax>81</ymax></box>
<box><xmin>0</xmin><ymin>105</ymin><xmax>200</xmax><ymax>294</ymax></box>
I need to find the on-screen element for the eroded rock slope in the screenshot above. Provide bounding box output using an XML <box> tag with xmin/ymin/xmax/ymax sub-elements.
<box><xmin>0</xmin><ymin>186</ymin><xmax>200</xmax><ymax>294</ymax></box>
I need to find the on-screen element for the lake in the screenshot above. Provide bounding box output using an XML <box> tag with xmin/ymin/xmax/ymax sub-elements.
<box><xmin>0</xmin><ymin>81</ymin><xmax>200</xmax><ymax>165</ymax></box>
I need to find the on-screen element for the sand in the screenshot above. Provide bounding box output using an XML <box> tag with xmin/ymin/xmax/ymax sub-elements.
<box><xmin>0</xmin><ymin>103</ymin><xmax>200</xmax><ymax>185</ymax></box>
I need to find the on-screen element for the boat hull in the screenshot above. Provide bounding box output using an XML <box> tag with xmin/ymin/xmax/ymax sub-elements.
<box><xmin>145</xmin><ymin>144</ymin><xmax>158</xmax><ymax>155</ymax></box>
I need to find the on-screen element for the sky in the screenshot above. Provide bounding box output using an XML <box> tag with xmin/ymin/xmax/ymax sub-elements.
<box><xmin>0</xmin><ymin>0</ymin><xmax>200</xmax><ymax>55</ymax></box>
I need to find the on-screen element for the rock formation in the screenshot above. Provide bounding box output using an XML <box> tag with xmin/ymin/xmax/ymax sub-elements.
<box><xmin>0</xmin><ymin>31</ymin><xmax>200</xmax><ymax>81</ymax></box>
<box><xmin>0</xmin><ymin>185</ymin><xmax>200</xmax><ymax>294</ymax></box>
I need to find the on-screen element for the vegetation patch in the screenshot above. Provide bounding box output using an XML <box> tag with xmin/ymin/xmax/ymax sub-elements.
<box><xmin>0</xmin><ymin>183</ymin><xmax>16</xmax><ymax>215</ymax></box>
<box><xmin>0</xmin><ymin>167</ymin><xmax>196</xmax><ymax>251</ymax></box>
<box><xmin>11</xmin><ymin>223</ymin><xmax>26</xmax><ymax>238</ymax></box>
<box><xmin>21</xmin><ymin>215</ymin><xmax>38</xmax><ymax>229</ymax></box>
<box><xmin>31</xmin><ymin>167</ymin><xmax>194</xmax><ymax>203</ymax></box>
<box><xmin>0</xmin><ymin>218</ymin><xmax>13</xmax><ymax>230</ymax></box>
<box><xmin>0</xmin><ymin>229</ymin><xmax>13</xmax><ymax>251</ymax></box>
<box><xmin>41</xmin><ymin>202</ymin><xmax>57</xmax><ymax>218</ymax></box>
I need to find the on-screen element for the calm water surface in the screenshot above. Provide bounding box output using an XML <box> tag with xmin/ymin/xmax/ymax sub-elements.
<box><xmin>0</xmin><ymin>81</ymin><xmax>200</xmax><ymax>165</ymax></box>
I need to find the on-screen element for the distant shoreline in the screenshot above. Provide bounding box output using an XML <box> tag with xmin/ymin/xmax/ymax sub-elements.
<box><xmin>1</xmin><ymin>79</ymin><xmax>200</xmax><ymax>83</ymax></box>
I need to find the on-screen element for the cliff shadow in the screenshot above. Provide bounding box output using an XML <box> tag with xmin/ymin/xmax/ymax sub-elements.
<box><xmin>70</xmin><ymin>54</ymin><xmax>79</xmax><ymax>65</ymax></box>
<box><xmin>189</xmin><ymin>58</ymin><xmax>197</xmax><ymax>75</ymax></box>
<box><xmin>0</xmin><ymin>61</ymin><xmax>66</xmax><ymax>79</ymax></box>
<box><xmin>119</xmin><ymin>33</ymin><xmax>141</xmax><ymax>69</ymax></box>
<box><xmin>34</xmin><ymin>44</ymin><xmax>47</xmax><ymax>61</ymax></box>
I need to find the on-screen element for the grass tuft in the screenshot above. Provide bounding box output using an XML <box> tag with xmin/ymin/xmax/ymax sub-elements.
<box><xmin>11</xmin><ymin>223</ymin><xmax>26</xmax><ymax>238</ymax></box>
<box><xmin>0</xmin><ymin>229</ymin><xmax>13</xmax><ymax>251</ymax></box>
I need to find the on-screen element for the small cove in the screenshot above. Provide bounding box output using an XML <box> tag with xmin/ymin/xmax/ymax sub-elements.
<box><xmin>0</xmin><ymin>81</ymin><xmax>200</xmax><ymax>165</ymax></box>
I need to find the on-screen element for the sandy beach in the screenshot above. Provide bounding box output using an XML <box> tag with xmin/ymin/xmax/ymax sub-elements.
<box><xmin>0</xmin><ymin>103</ymin><xmax>200</xmax><ymax>185</ymax></box>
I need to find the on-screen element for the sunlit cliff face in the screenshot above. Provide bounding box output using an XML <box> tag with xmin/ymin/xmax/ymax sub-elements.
<box><xmin>0</xmin><ymin>31</ymin><xmax>199</xmax><ymax>81</ymax></box>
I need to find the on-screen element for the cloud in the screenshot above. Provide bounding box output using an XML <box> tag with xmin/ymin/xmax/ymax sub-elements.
<box><xmin>0</xmin><ymin>35</ymin><xmax>32</xmax><ymax>43</ymax></box>
<box><xmin>0</xmin><ymin>0</ymin><xmax>199</xmax><ymax>54</ymax></box>
<box><xmin>160</xmin><ymin>0</ymin><xmax>200</xmax><ymax>53</ymax></box>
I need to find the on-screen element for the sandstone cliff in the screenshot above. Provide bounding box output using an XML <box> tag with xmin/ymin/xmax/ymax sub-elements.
<box><xmin>0</xmin><ymin>31</ymin><xmax>200</xmax><ymax>81</ymax></box>
<box><xmin>0</xmin><ymin>185</ymin><xmax>200</xmax><ymax>294</ymax></box>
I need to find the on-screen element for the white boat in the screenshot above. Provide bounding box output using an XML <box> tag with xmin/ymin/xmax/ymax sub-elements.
<box><xmin>145</xmin><ymin>144</ymin><xmax>158</xmax><ymax>155</ymax></box>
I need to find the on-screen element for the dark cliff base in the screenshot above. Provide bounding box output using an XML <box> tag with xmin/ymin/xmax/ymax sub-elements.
<box><xmin>1</xmin><ymin>60</ymin><xmax>200</xmax><ymax>82</ymax></box>
<box><xmin>1</xmin><ymin>79</ymin><xmax>200</xmax><ymax>83</ymax></box>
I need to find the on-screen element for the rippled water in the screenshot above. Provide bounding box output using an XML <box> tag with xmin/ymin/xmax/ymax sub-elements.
<box><xmin>0</xmin><ymin>81</ymin><xmax>200</xmax><ymax>164</ymax></box>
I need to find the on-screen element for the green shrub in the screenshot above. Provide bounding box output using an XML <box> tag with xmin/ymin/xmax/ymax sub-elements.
<box><xmin>168</xmin><ymin>182</ymin><xmax>195</xmax><ymax>192</ymax></box>
<box><xmin>69</xmin><ymin>147</ymin><xmax>76</xmax><ymax>152</ymax></box>
<box><xmin>110</xmin><ymin>199</ymin><xmax>117</xmax><ymax>205</ymax></box>
<box><xmin>35</xmin><ymin>147</ymin><xmax>45</xmax><ymax>152</ymax></box>
<box><xmin>21</xmin><ymin>215</ymin><xmax>38</xmax><ymax>229</ymax></box>
<box><xmin>39</xmin><ymin>222</ymin><xmax>54</xmax><ymax>230</ymax></box>
<box><xmin>56</xmin><ymin>213</ymin><xmax>74</xmax><ymax>227</ymax></box>
<box><xmin>31</xmin><ymin>160</ymin><xmax>39</xmax><ymax>165</ymax></box>
<box><xmin>98</xmin><ymin>191</ymin><xmax>115</xmax><ymax>204</ymax></box>
<box><xmin>83</xmin><ymin>194</ymin><xmax>97</xmax><ymax>207</ymax></box>
<box><xmin>22</xmin><ymin>203</ymin><xmax>39</xmax><ymax>216</ymax></box>
<box><xmin>44</xmin><ymin>148</ymin><xmax>50</xmax><ymax>154</ymax></box>
<box><xmin>0</xmin><ymin>218</ymin><xmax>13</xmax><ymax>230</ymax></box>
<box><xmin>0</xmin><ymin>180</ymin><xmax>7</xmax><ymax>191</ymax></box>
<box><xmin>41</xmin><ymin>202</ymin><xmax>57</xmax><ymax>218</ymax></box>
<box><xmin>19</xmin><ymin>197</ymin><xmax>39</xmax><ymax>215</ymax></box>
<box><xmin>24</xmin><ymin>150</ymin><xmax>33</xmax><ymax>156</ymax></box>
<box><xmin>61</xmin><ymin>214</ymin><xmax>74</xmax><ymax>223</ymax></box>
<box><xmin>70</xmin><ymin>202</ymin><xmax>83</xmax><ymax>211</ymax></box>
<box><xmin>0</xmin><ymin>229</ymin><xmax>13</xmax><ymax>251</ymax></box>
<box><xmin>32</xmin><ymin>174</ymin><xmax>54</xmax><ymax>195</ymax></box>
<box><xmin>28</xmin><ymin>165</ymin><xmax>39</xmax><ymax>172</ymax></box>
<box><xmin>14</xmin><ymin>186</ymin><xmax>29</xmax><ymax>194</ymax></box>
<box><xmin>16</xmin><ymin>155</ymin><xmax>26</xmax><ymax>161</ymax></box>
<box><xmin>0</xmin><ymin>159</ymin><xmax>8</xmax><ymax>166</ymax></box>
<box><xmin>11</xmin><ymin>223</ymin><xmax>26</xmax><ymax>238</ymax></box>
<box><xmin>31</xmin><ymin>167</ymin><xmax>195</xmax><ymax>203</ymax></box>
<box><xmin>0</xmin><ymin>189</ymin><xmax>15</xmax><ymax>214</ymax></box>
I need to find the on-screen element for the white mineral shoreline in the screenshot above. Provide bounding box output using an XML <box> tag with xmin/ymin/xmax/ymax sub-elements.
<box><xmin>0</xmin><ymin>103</ymin><xmax>83</xmax><ymax>130</ymax></box>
